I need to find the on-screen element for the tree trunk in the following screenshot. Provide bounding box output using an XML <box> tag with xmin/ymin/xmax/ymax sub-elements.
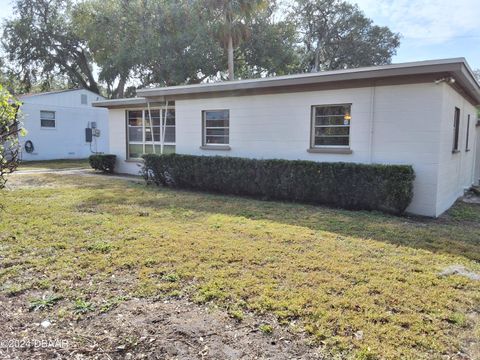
<box><xmin>227</xmin><ymin>34</ymin><xmax>234</xmax><ymax>80</ymax></box>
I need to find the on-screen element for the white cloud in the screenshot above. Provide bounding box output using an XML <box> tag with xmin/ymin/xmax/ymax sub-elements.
<box><xmin>349</xmin><ymin>0</ymin><xmax>480</xmax><ymax>44</ymax></box>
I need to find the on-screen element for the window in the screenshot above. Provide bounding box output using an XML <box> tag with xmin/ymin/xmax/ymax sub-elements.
<box><xmin>81</xmin><ymin>94</ymin><xmax>88</xmax><ymax>105</ymax></box>
<box><xmin>465</xmin><ymin>114</ymin><xmax>471</xmax><ymax>151</ymax></box>
<box><xmin>40</xmin><ymin>111</ymin><xmax>56</xmax><ymax>128</ymax></box>
<box><xmin>453</xmin><ymin>107</ymin><xmax>460</xmax><ymax>152</ymax></box>
<box><xmin>127</xmin><ymin>108</ymin><xmax>176</xmax><ymax>159</ymax></box>
<box><xmin>202</xmin><ymin>110</ymin><xmax>229</xmax><ymax>145</ymax></box>
<box><xmin>311</xmin><ymin>104</ymin><xmax>351</xmax><ymax>147</ymax></box>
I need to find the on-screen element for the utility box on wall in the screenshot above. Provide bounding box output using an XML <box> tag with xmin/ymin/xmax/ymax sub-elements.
<box><xmin>85</xmin><ymin>128</ymin><xmax>93</xmax><ymax>143</ymax></box>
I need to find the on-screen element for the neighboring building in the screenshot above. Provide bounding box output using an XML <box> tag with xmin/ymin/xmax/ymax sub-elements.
<box><xmin>19</xmin><ymin>89</ymin><xmax>109</xmax><ymax>161</ymax></box>
<box><xmin>93</xmin><ymin>58</ymin><xmax>480</xmax><ymax>217</ymax></box>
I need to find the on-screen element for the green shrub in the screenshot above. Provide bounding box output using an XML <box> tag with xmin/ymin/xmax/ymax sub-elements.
<box><xmin>89</xmin><ymin>154</ymin><xmax>116</xmax><ymax>174</ymax></box>
<box><xmin>142</xmin><ymin>154</ymin><xmax>415</xmax><ymax>214</ymax></box>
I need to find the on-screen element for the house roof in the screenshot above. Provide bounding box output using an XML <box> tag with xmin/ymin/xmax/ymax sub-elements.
<box><xmin>93</xmin><ymin>58</ymin><xmax>480</xmax><ymax>108</ymax></box>
<box><xmin>19</xmin><ymin>88</ymin><xmax>104</xmax><ymax>99</ymax></box>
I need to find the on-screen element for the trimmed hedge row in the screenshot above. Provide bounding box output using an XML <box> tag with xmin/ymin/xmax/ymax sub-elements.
<box><xmin>89</xmin><ymin>154</ymin><xmax>116</xmax><ymax>173</ymax></box>
<box><xmin>142</xmin><ymin>153</ymin><xmax>415</xmax><ymax>214</ymax></box>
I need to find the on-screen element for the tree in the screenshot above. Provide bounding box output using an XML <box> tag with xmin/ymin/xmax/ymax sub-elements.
<box><xmin>292</xmin><ymin>0</ymin><xmax>400</xmax><ymax>71</ymax></box>
<box><xmin>135</xmin><ymin>0</ymin><xmax>225</xmax><ymax>87</ymax></box>
<box><xmin>2</xmin><ymin>0</ymin><xmax>100</xmax><ymax>94</ymax></box>
<box><xmin>206</xmin><ymin>0</ymin><xmax>269</xmax><ymax>80</ymax></box>
<box><xmin>73</xmin><ymin>0</ymin><xmax>146</xmax><ymax>98</ymax></box>
<box><xmin>236</xmin><ymin>4</ymin><xmax>301</xmax><ymax>78</ymax></box>
<box><xmin>0</xmin><ymin>85</ymin><xmax>23</xmax><ymax>190</ymax></box>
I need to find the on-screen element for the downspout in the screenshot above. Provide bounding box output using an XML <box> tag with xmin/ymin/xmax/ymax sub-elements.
<box><xmin>368</xmin><ymin>82</ymin><xmax>376</xmax><ymax>163</ymax></box>
<box><xmin>146</xmin><ymin>99</ymin><xmax>156</xmax><ymax>154</ymax></box>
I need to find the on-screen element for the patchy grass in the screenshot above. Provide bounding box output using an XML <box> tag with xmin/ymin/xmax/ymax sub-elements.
<box><xmin>0</xmin><ymin>172</ymin><xmax>479</xmax><ymax>359</ymax></box>
<box><xmin>18</xmin><ymin>158</ymin><xmax>90</xmax><ymax>171</ymax></box>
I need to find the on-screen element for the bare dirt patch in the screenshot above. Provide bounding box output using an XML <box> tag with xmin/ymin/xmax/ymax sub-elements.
<box><xmin>0</xmin><ymin>296</ymin><xmax>323</xmax><ymax>359</ymax></box>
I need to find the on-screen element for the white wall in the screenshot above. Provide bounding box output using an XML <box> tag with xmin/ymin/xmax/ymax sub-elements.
<box><xmin>436</xmin><ymin>84</ymin><xmax>478</xmax><ymax>214</ymax></box>
<box><xmin>19</xmin><ymin>98</ymin><xmax>109</xmax><ymax>161</ymax></box>
<box><xmin>108</xmin><ymin>109</ymin><xmax>143</xmax><ymax>175</ymax></box>
<box><xmin>106</xmin><ymin>83</ymin><xmax>477</xmax><ymax>217</ymax></box>
<box><xmin>174</xmin><ymin>84</ymin><xmax>443</xmax><ymax>216</ymax></box>
<box><xmin>476</xmin><ymin>125</ymin><xmax>480</xmax><ymax>186</ymax></box>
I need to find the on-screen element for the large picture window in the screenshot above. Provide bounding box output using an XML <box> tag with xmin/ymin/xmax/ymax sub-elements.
<box><xmin>127</xmin><ymin>108</ymin><xmax>175</xmax><ymax>159</ymax></box>
<box><xmin>311</xmin><ymin>105</ymin><xmax>351</xmax><ymax>147</ymax></box>
<box><xmin>40</xmin><ymin>110</ymin><xmax>56</xmax><ymax>128</ymax></box>
<box><xmin>202</xmin><ymin>110</ymin><xmax>229</xmax><ymax>145</ymax></box>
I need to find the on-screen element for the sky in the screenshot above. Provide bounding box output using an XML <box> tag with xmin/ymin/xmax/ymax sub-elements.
<box><xmin>0</xmin><ymin>0</ymin><xmax>479</xmax><ymax>70</ymax></box>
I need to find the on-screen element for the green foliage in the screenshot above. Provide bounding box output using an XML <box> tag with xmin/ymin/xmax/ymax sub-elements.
<box><xmin>88</xmin><ymin>154</ymin><xmax>116</xmax><ymax>174</ymax></box>
<box><xmin>0</xmin><ymin>84</ymin><xmax>23</xmax><ymax>190</ymax></box>
<box><xmin>74</xmin><ymin>299</ymin><xmax>94</xmax><ymax>314</ymax></box>
<box><xmin>259</xmin><ymin>324</ymin><xmax>273</xmax><ymax>334</ymax></box>
<box><xmin>292</xmin><ymin>0</ymin><xmax>400</xmax><ymax>71</ymax></box>
<box><xmin>142</xmin><ymin>154</ymin><xmax>415</xmax><ymax>214</ymax></box>
<box><xmin>29</xmin><ymin>295</ymin><xmax>63</xmax><ymax>311</ymax></box>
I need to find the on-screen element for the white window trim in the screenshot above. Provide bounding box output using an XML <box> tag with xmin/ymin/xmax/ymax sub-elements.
<box><xmin>40</xmin><ymin>110</ymin><xmax>56</xmax><ymax>129</ymax></box>
<box><xmin>202</xmin><ymin>109</ymin><xmax>230</xmax><ymax>147</ymax></box>
<box><xmin>310</xmin><ymin>104</ymin><xmax>352</xmax><ymax>149</ymax></box>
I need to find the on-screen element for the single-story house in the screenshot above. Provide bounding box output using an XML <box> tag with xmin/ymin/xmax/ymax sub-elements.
<box><xmin>93</xmin><ymin>58</ymin><xmax>480</xmax><ymax>217</ymax></box>
<box><xmin>19</xmin><ymin>89</ymin><xmax>109</xmax><ymax>160</ymax></box>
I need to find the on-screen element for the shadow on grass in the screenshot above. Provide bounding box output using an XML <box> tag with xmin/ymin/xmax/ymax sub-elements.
<box><xmin>71</xmin><ymin>176</ymin><xmax>480</xmax><ymax>262</ymax></box>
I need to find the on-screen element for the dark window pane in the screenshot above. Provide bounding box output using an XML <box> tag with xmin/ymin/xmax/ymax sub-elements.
<box><xmin>206</xmin><ymin>119</ymin><xmax>229</xmax><ymax>127</ymax></box>
<box><xmin>206</xmin><ymin>136</ymin><xmax>229</xmax><ymax>144</ymax></box>
<box><xmin>315</xmin><ymin>105</ymin><xmax>350</xmax><ymax>116</ymax></box>
<box><xmin>145</xmin><ymin>110</ymin><xmax>160</xmax><ymax>126</ymax></box>
<box><xmin>206</xmin><ymin>128</ymin><xmax>229</xmax><ymax>136</ymax></box>
<box><xmin>128</xmin><ymin>144</ymin><xmax>143</xmax><ymax>158</ymax></box>
<box><xmin>41</xmin><ymin>119</ymin><xmax>55</xmax><ymax>128</ymax></box>
<box><xmin>129</xmin><ymin>127</ymin><xmax>143</xmax><ymax>142</ymax></box>
<box><xmin>205</xmin><ymin>110</ymin><xmax>229</xmax><ymax>121</ymax></box>
<box><xmin>128</xmin><ymin>110</ymin><xmax>143</xmax><ymax>126</ymax></box>
<box><xmin>315</xmin><ymin>127</ymin><xmax>349</xmax><ymax>136</ymax></box>
<box><xmin>40</xmin><ymin>111</ymin><xmax>55</xmax><ymax>120</ymax></box>
<box><xmin>314</xmin><ymin>136</ymin><xmax>349</xmax><ymax>146</ymax></box>
<box><xmin>163</xmin><ymin>109</ymin><xmax>176</xmax><ymax>125</ymax></box>
<box><xmin>315</xmin><ymin>116</ymin><xmax>349</xmax><ymax>126</ymax></box>
<box><xmin>164</xmin><ymin>127</ymin><xmax>175</xmax><ymax>142</ymax></box>
<box><xmin>453</xmin><ymin>107</ymin><xmax>460</xmax><ymax>151</ymax></box>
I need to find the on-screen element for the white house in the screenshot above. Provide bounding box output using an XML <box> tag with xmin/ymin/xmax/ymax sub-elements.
<box><xmin>93</xmin><ymin>58</ymin><xmax>480</xmax><ymax>217</ymax></box>
<box><xmin>19</xmin><ymin>89</ymin><xmax>109</xmax><ymax>161</ymax></box>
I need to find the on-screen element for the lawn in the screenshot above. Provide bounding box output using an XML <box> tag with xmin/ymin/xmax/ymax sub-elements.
<box><xmin>18</xmin><ymin>158</ymin><xmax>90</xmax><ymax>171</ymax></box>
<box><xmin>0</xmin><ymin>171</ymin><xmax>479</xmax><ymax>359</ymax></box>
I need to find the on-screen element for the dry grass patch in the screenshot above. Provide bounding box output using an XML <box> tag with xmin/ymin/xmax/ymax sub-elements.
<box><xmin>0</xmin><ymin>172</ymin><xmax>479</xmax><ymax>359</ymax></box>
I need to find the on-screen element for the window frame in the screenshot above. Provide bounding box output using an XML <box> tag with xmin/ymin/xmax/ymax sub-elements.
<box><xmin>310</xmin><ymin>104</ymin><xmax>352</xmax><ymax>149</ymax></box>
<box><xmin>40</xmin><ymin>110</ymin><xmax>56</xmax><ymax>129</ymax></box>
<box><xmin>126</xmin><ymin>107</ymin><xmax>176</xmax><ymax>160</ymax></box>
<box><xmin>452</xmin><ymin>107</ymin><xmax>460</xmax><ymax>153</ymax></box>
<box><xmin>465</xmin><ymin>114</ymin><xmax>471</xmax><ymax>152</ymax></box>
<box><xmin>202</xmin><ymin>109</ymin><xmax>230</xmax><ymax>147</ymax></box>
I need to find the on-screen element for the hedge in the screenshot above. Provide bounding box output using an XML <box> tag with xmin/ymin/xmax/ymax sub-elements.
<box><xmin>142</xmin><ymin>153</ymin><xmax>415</xmax><ymax>214</ymax></box>
<box><xmin>89</xmin><ymin>154</ymin><xmax>116</xmax><ymax>174</ymax></box>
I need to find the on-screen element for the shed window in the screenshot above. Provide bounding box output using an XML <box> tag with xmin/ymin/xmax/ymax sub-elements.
<box><xmin>311</xmin><ymin>105</ymin><xmax>351</xmax><ymax>147</ymax></box>
<box><xmin>453</xmin><ymin>107</ymin><xmax>460</xmax><ymax>152</ymax></box>
<box><xmin>81</xmin><ymin>94</ymin><xmax>88</xmax><ymax>105</ymax></box>
<box><xmin>203</xmin><ymin>110</ymin><xmax>229</xmax><ymax>145</ymax></box>
<box><xmin>465</xmin><ymin>114</ymin><xmax>471</xmax><ymax>151</ymax></box>
<box><xmin>126</xmin><ymin>108</ymin><xmax>176</xmax><ymax>159</ymax></box>
<box><xmin>40</xmin><ymin>111</ymin><xmax>56</xmax><ymax>128</ymax></box>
